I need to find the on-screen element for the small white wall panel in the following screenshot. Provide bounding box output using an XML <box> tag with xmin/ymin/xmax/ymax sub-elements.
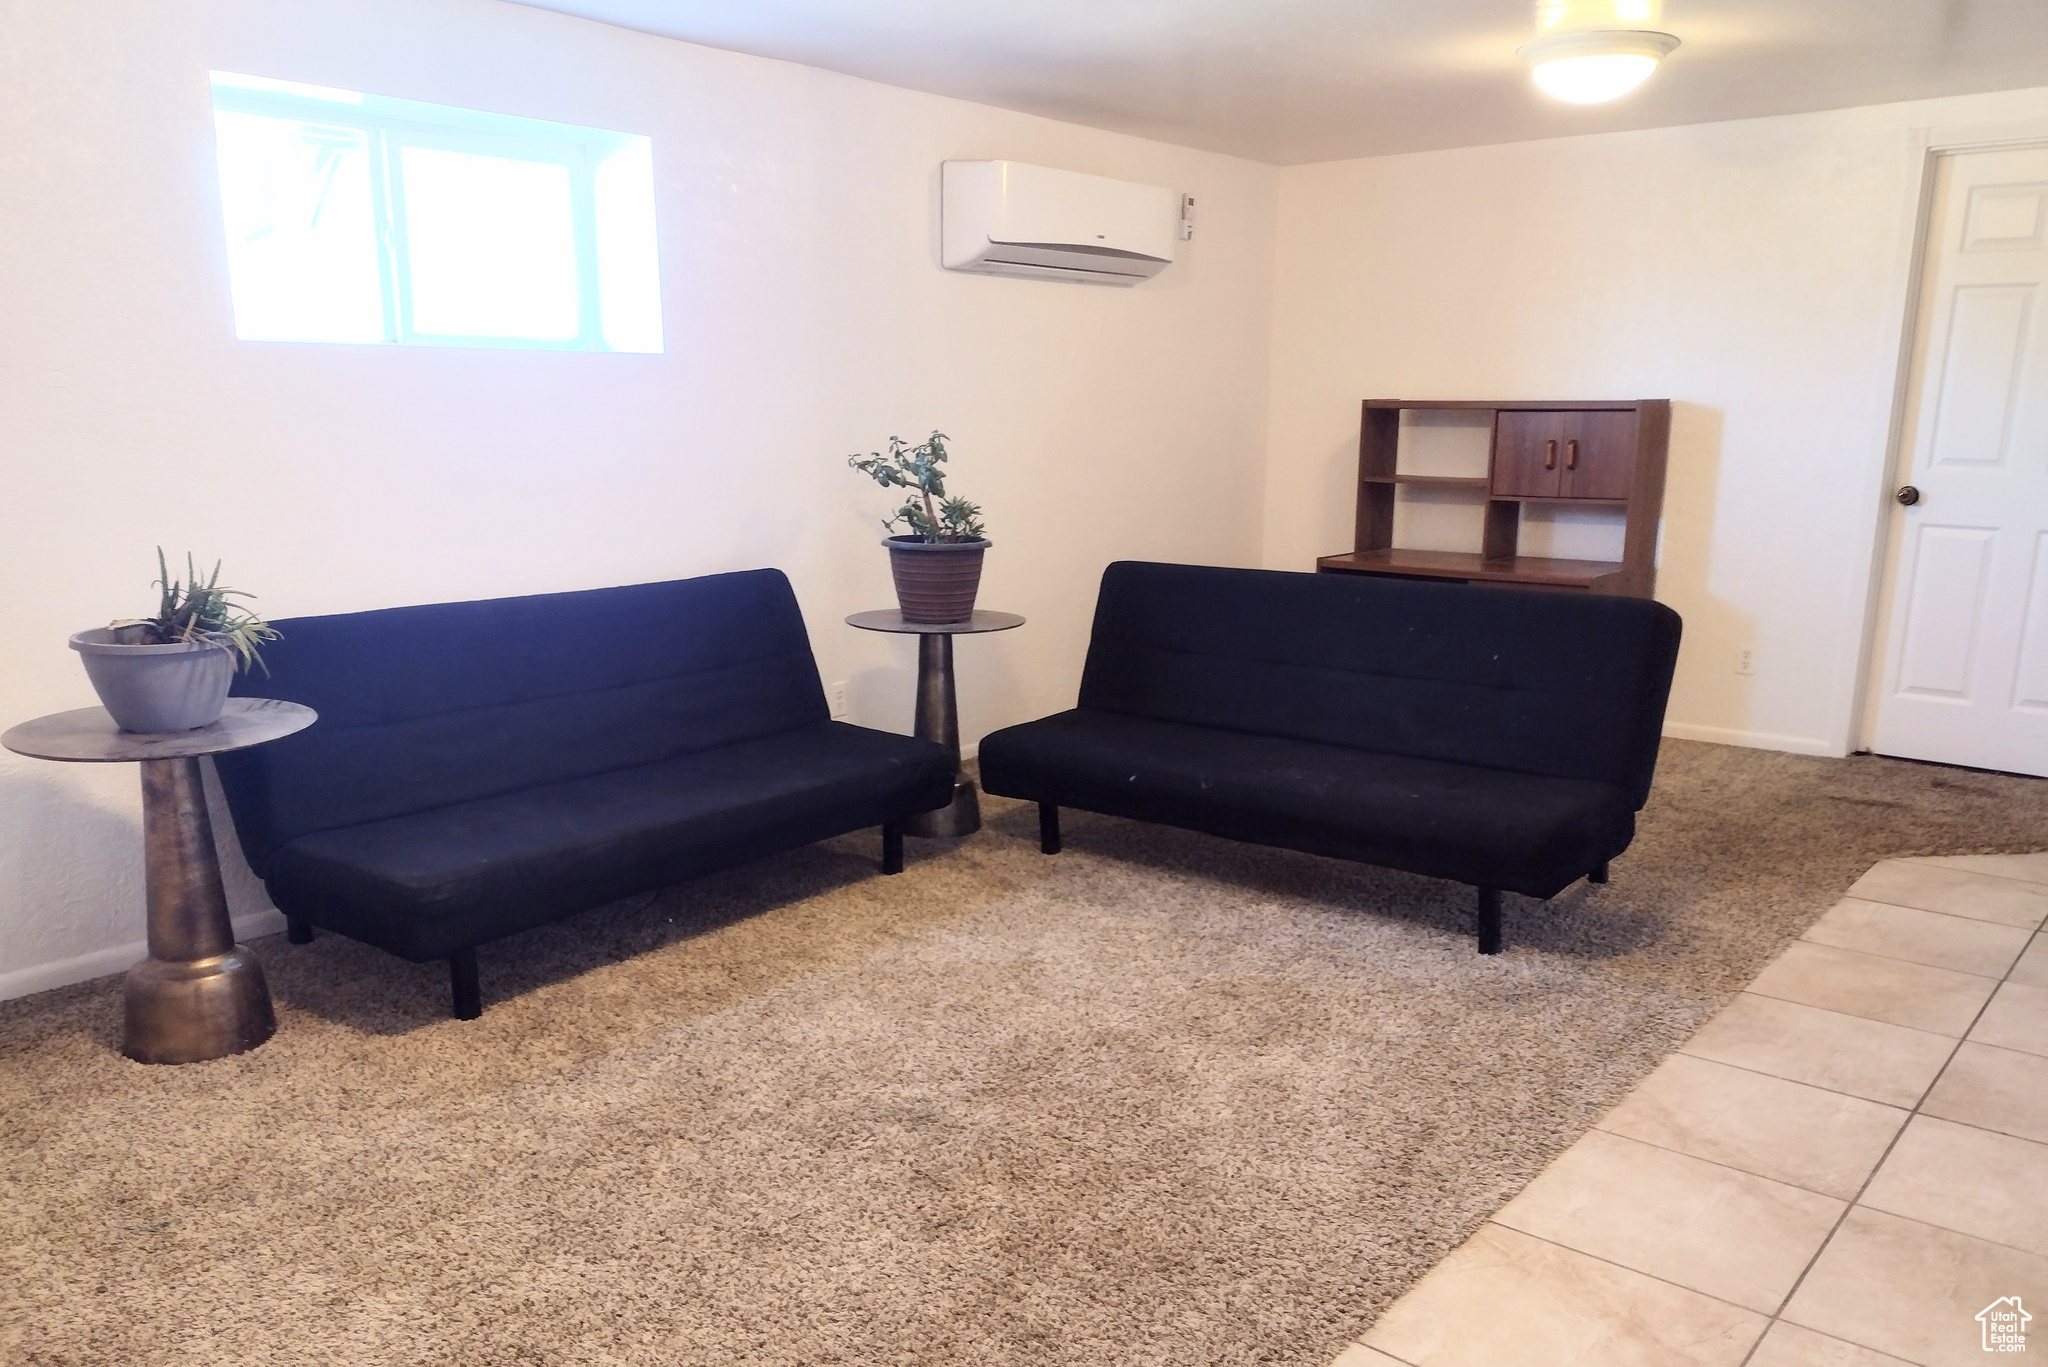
<box><xmin>2013</xmin><ymin>532</ymin><xmax>2048</xmax><ymax>711</ymax></box>
<box><xmin>1964</xmin><ymin>183</ymin><xmax>2048</xmax><ymax>251</ymax></box>
<box><xmin>1930</xmin><ymin>285</ymin><xmax>2033</xmax><ymax>466</ymax></box>
<box><xmin>1896</xmin><ymin>525</ymin><xmax>1996</xmax><ymax>699</ymax></box>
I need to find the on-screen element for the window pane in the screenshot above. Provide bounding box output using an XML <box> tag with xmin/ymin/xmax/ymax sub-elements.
<box><xmin>400</xmin><ymin>146</ymin><xmax>580</xmax><ymax>340</ymax></box>
<box><xmin>212</xmin><ymin>110</ymin><xmax>385</xmax><ymax>343</ymax></box>
<box><xmin>594</xmin><ymin>138</ymin><xmax>663</xmax><ymax>354</ymax></box>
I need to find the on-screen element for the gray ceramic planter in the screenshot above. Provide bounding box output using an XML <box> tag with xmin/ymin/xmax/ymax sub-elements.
<box><xmin>70</xmin><ymin>629</ymin><xmax>234</xmax><ymax>733</ymax></box>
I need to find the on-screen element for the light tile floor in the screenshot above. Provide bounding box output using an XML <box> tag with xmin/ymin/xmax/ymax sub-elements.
<box><xmin>1331</xmin><ymin>854</ymin><xmax>2048</xmax><ymax>1367</ymax></box>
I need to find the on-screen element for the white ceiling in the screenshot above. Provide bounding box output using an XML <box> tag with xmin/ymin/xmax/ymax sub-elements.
<box><xmin>508</xmin><ymin>0</ymin><xmax>2048</xmax><ymax>165</ymax></box>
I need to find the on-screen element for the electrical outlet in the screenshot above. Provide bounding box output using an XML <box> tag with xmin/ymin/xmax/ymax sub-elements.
<box><xmin>1736</xmin><ymin>647</ymin><xmax>1756</xmax><ymax>676</ymax></box>
<box><xmin>829</xmin><ymin>680</ymin><xmax>850</xmax><ymax>720</ymax></box>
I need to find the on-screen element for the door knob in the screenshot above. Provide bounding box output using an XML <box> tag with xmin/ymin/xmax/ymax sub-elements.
<box><xmin>1895</xmin><ymin>485</ymin><xmax>1921</xmax><ymax>506</ymax></box>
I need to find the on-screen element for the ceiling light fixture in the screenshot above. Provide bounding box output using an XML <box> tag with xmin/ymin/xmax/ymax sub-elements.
<box><xmin>1520</xmin><ymin>0</ymin><xmax>1680</xmax><ymax>104</ymax></box>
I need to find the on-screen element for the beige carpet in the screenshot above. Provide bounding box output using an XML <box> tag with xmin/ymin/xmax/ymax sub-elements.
<box><xmin>3</xmin><ymin>740</ymin><xmax>2045</xmax><ymax>1366</ymax></box>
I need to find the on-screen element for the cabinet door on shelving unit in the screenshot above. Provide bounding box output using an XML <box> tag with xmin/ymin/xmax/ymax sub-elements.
<box><xmin>1492</xmin><ymin>411</ymin><xmax>1565</xmax><ymax>499</ymax></box>
<box><xmin>1558</xmin><ymin>410</ymin><xmax>1638</xmax><ymax>501</ymax></box>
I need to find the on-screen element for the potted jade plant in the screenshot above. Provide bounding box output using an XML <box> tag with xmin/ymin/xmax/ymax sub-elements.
<box><xmin>70</xmin><ymin>549</ymin><xmax>280</xmax><ymax>733</ymax></box>
<box><xmin>848</xmin><ymin>431</ymin><xmax>990</xmax><ymax>624</ymax></box>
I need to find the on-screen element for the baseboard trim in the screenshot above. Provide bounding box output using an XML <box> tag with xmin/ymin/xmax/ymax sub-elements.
<box><xmin>0</xmin><ymin>909</ymin><xmax>287</xmax><ymax>1003</ymax></box>
<box><xmin>1662</xmin><ymin>722</ymin><xmax>1843</xmax><ymax>758</ymax></box>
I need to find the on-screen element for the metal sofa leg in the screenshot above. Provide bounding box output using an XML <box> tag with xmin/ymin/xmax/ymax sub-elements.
<box><xmin>286</xmin><ymin>916</ymin><xmax>315</xmax><ymax>945</ymax></box>
<box><xmin>1589</xmin><ymin>862</ymin><xmax>1610</xmax><ymax>885</ymax></box>
<box><xmin>449</xmin><ymin>948</ymin><xmax>482</xmax><ymax>1020</ymax></box>
<box><xmin>882</xmin><ymin>822</ymin><xmax>904</xmax><ymax>875</ymax></box>
<box><xmin>1477</xmin><ymin>887</ymin><xmax>1503</xmax><ymax>955</ymax></box>
<box><xmin>1039</xmin><ymin>803</ymin><xmax>1061</xmax><ymax>855</ymax></box>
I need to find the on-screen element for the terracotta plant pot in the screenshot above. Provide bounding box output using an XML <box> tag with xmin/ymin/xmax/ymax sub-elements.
<box><xmin>886</xmin><ymin>536</ymin><xmax>990</xmax><ymax>624</ymax></box>
<box><xmin>70</xmin><ymin>628</ymin><xmax>234</xmax><ymax>733</ymax></box>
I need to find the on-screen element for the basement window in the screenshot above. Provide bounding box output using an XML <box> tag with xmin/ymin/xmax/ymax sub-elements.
<box><xmin>207</xmin><ymin>72</ymin><xmax>662</xmax><ymax>352</ymax></box>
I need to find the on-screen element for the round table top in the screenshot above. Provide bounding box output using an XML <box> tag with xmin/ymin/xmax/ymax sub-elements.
<box><xmin>846</xmin><ymin>609</ymin><xmax>1025</xmax><ymax>636</ymax></box>
<box><xmin>2</xmin><ymin>698</ymin><xmax>317</xmax><ymax>763</ymax></box>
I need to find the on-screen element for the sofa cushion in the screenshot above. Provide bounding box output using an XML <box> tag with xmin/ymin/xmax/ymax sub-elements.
<box><xmin>220</xmin><ymin>570</ymin><xmax>830</xmax><ymax>874</ymax></box>
<box><xmin>1077</xmin><ymin>562</ymin><xmax>1682</xmax><ymax>808</ymax></box>
<box><xmin>262</xmin><ymin>721</ymin><xmax>955</xmax><ymax>961</ymax></box>
<box><xmin>979</xmin><ymin>709</ymin><xmax>1636</xmax><ymax>899</ymax></box>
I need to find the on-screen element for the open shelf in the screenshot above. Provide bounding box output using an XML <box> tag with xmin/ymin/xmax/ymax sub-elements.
<box><xmin>1317</xmin><ymin>549</ymin><xmax>1630</xmax><ymax>591</ymax></box>
<box><xmin>1362</xmin><ymin>473</ymin><xmax>1491</xmax><ymax>490</ymax></box>
<box><xmin>1362</xmin><ymin>399</ymin><xmax>1643</xmax><ymax>412</ymax></box>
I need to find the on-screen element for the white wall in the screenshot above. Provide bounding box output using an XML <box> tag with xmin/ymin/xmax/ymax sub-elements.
<box><xmin>0</xmin><ymin>0</ymin><xmax>1277</xmax><ymax>996</ymax></box>
<box><xmin>1264</xmin><ymin>85</ymin><xmax>2048</xmax><ymax>757</ymax></box>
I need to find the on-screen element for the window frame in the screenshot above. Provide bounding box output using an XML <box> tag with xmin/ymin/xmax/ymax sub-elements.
<box><xmin>208</xmin><ymin>76</ymin><xmax>654</xmax><ymax>353</ymax></box>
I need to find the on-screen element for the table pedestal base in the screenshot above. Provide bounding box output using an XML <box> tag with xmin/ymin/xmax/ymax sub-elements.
<box><xmin>907</xmin><ymin>777</ymin><xmax>981</xmax><ymax>838</ymax></box>
<box><xmin>124</xmin><ymin>756</ymin><xmax>276</xmax><ymax>1065</ymax></box>
<box><xmin>909</xmin><ymin>633</ymin><xmax>984</xmax><ymax>838</ymax></box>
<box><xmin>124</xmin><ymin>946</ymin><xmax>275</xmax><ymax>1065</ymax></box>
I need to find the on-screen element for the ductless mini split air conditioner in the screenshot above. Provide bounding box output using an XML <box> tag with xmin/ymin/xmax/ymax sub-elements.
<box><xmin>941</xmin><ymin>160</ymin><xmax>1182</xmax><ymax>284</ymax></box>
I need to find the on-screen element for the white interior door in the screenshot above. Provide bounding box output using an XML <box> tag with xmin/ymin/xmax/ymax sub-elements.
<box><xmin>1869</xmin><ymin>145</ymin><xmax>2048</xmax><ymax>778</ymax></box>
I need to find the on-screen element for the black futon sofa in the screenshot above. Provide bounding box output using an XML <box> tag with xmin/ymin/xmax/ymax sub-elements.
<box><xmin>978</xmin><ymin>562</ymin><xmax>1681</xmax><ymax>953</ymax></box>
<box><xmin>215</xmin><ymin>570</ymin><xmax>955</xmax><ymax>1017</ymax></box>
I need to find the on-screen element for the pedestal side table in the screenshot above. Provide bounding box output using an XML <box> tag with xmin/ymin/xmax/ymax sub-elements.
<box><xmin>847</xmin><ymin>609</ymin><xmax>1023</xmax><ymax>838</ymax></box>
<box><xmin>3</xmin><ymin>698</ymin><xmax>316</xmax><ymax>1064</ymax></box>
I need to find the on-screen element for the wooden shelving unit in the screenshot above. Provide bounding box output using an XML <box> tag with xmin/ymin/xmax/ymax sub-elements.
<box><xmin>1316</xmin><ymin>399</ymin><xmax>1670</xmax><ymax>598</ymax></box>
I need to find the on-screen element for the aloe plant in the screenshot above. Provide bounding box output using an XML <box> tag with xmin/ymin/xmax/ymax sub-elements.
<box><xmin>108</xmin><ymin>549</ymin><xmax>280</xmax><ymax>674</ymax></box>
<box><xmin>847</xmin><ymin>431</ymin><xmax>987</xmax><ymax>543</ymax></box>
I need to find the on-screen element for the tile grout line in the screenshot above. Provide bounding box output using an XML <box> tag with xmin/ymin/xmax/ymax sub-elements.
<box><xmin>1741</xmin><ymin>984</ymin><xmax>1979</xmax><ymax>1039</ymax></box>
<box><xmin>1845</xmin><ymin>893</ymin><xmax>2048</xmax><ymax>928</ymax></box>
<box><xmin>1845</xmin><ymin>1176</ymin><xmax>2048</xmax><ymax>1261</ymax></box>
<box><xmin>1734</xmin><ymin>885</ymin><xmax>2034</xmax><ymax>1367</ymax></box>
<box><xmin>1895</xmin><ymin>859</ymin><xmax>2048</xmax><ymax>890</ymax></box>
<box><xmin>1590</xmin><ymin>1116</ymin><xmax>1875</xmax><ymax>1203</ymax></box>
<box><xmin>1793</xmin><ymin>929</ymin><xmax>2024</xmax><ymax>980</ymax></box>
<box><xmin>1949</xmin><ymin>1037</ymin><xmax>2048</xmax><ymax>1066</ymax></box>
<box><xmin>1483</xmin><ymin>1222</ymin><xmax>1771</xmax><ymax>1316</ymax></box>
<box><xmin>1769</xmin><ymin>935</ymin><xmax>2007</xmax><ymax>983</ymax></box>
<box><xmin>1740</xmin><ymin>967</ymin><xmax>1987</xmax><ymax>1039</ymax></box>
<box><xmin>1704</xmin><ymin>989</ymin><xmax>1964</xmax><ymax>1039</ymax></box>
<box><xmin>1677</xmin><ymin>1032</ymin><xmax>1935</xmax><ymax>1109</ymax></box>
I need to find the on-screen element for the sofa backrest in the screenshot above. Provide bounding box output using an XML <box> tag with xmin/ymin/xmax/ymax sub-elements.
<box><xmin>216</xmin><ymin>569</ymin><xmax>828</xmax><ymax>872</ymax></box>
<box><xmin>1077</xmin><ymin>562</ymin><xmax>1682</xmax><ymax>808</ymax></box>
